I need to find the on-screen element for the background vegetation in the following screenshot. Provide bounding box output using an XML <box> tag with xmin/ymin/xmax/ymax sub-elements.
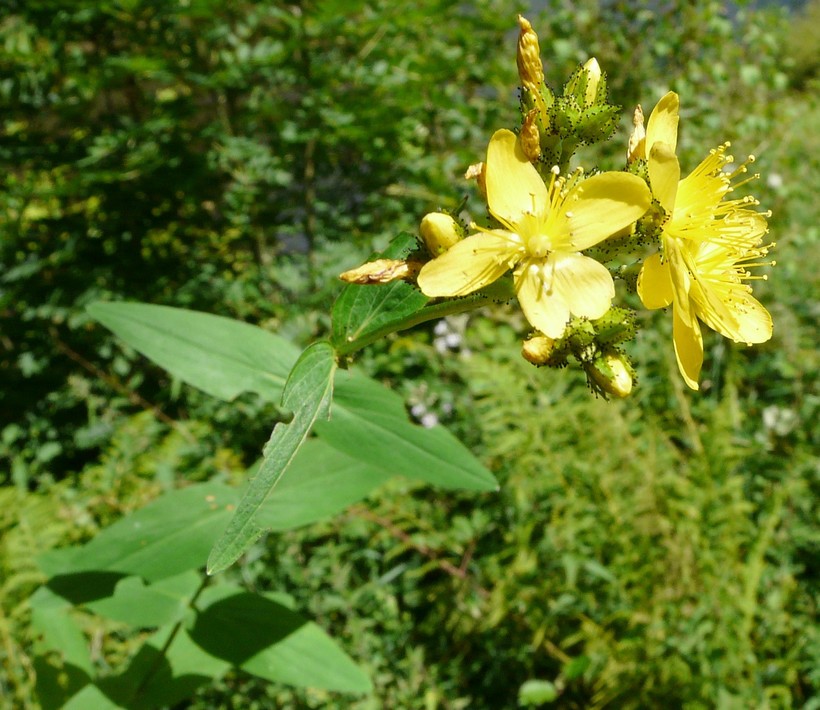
<box><xmin>1</xmin><ymin>0</ymin><xmax>817</xmax><ymax>707</ymax></box>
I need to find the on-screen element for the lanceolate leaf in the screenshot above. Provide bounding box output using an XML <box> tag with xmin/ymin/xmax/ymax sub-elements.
<box><xmin>321</xmin><ymin>369</ymin><xmax>498</xmax><ymax>492</ymax></box>
<box><xmin>331</xmin><ymin>232</ymin><xmax>428</xmax><ymax>352</ymax></box>
<box><xmin>36</xmin><ymin>483</ymin><xmax>239</xmax><ymax>586</ymax></box>
<box><xmin>207</xmin><ymin>342</ymin><xmax>337</xmax><ymax>574</ymax></box>
<box><xmin>255</xmin><ymin>439</ymin><xmax>390</xmax><ymax>531</ymax></box>
<box><xmin>87</xmin><ymin>301</ymin><xmax>300</xmax><ymax>402</ymax></box>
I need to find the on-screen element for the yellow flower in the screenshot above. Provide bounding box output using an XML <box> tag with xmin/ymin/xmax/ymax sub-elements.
<box><xmin>637</xmin><ymin>92</ymin><xmax>774</xmax><ymax>389</ymax></box>
<box><xmin>417</xmin><ymin>129</ymin><xmax>651</xmax><ymax>338</ymax></box>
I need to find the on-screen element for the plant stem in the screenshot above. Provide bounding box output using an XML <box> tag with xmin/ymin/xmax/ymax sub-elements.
<box><xmin>129</xmin><ymin>573</ymin><xmax>211</xmax><ymax>704</ymax></box>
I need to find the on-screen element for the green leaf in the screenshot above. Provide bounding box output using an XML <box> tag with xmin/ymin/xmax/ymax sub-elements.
<box><xmin>256</xmin><ymin>439</ymin><xmax>390</xmax><ymax>531</ymax></box>
<box><xmin>31</xmin><ymin>607</ymin><xmax>94</xmax><ymax>677</ymax></box>
<box><xmin>188</xmin><ymin>585</ymin><xmax>372</xmax><ymax>693</ymax></box>
<box><xmin>98</xmin><ymin>624</ymin><xmax>229</xmax><ymax>709</ymax></box>
<box><xmin>207</xmin><ymin>342</ymin><xmax>337</xmax><ymax>574</ymax></box>
<box><xmin>331</xmin><ymin>232</ymin><xmax>428</xmax><ymax>353</ymax></box>
<box><xmin>31</xmin><ymin>602</ymin><xmax>94</xmax><ymax>710</ymax></box>
<box><xmin>62</xmin><ymin>685</ymin><xmax>124</xmax><ymax>710</ymax></box>
<box><xmin>319</xmin><ymin>369</ymin><xmax>498</xmax><ymax>492</ymax></box>
<box><xmin>87</xmin><ymin>302</ymin><xmax>300</xmax><ymax>402</ymax></box>
<box><xmin>37</xmin><ymin>483</ymin><xmax>239</xmax><ymax>586</ymax></box>
<box><xmin>85</xmin><ymin>571</ymin><xmax>202</xmax><ymax>628</ymax></box>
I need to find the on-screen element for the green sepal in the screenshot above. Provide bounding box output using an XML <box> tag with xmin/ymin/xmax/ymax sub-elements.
<box><xmin>332</xmin><ymin>232</ymin><xmax>428</xmax><ymax>354</ymax></box>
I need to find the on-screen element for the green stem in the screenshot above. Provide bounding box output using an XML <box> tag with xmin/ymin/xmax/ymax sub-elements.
<box><xmin>129</xmin><ymin>573</ymin><xmax>210</xmax><ymax>704</ymax></box>
<box><xmin>558</xmin><ymin>136</ymin><xmax>579</xmax><ymax>175</ymax></box>
<box><xmin>335</xmin><ymin>293</ymin><xmax>500</xmax><ymax>357</ymax></box>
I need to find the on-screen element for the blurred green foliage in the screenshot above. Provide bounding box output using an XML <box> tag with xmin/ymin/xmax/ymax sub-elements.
<box><xmin>1</xmin><ymin>0</ymin><xmax>817</xmax><ymax>707</ymax></box>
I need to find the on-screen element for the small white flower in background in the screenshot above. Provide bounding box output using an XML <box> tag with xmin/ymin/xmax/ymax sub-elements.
<box><xmin>766</xmin><ymin>172</ymin><xmax>783</xmax><ymax>190</ymax></box>
<box><xmin>420</xmin><ymin>412</ymin><xmax>440</xmax><ymax>428</ymax></box>
<box><xmin>762</xmin><ymin>405</ymin><xmax>798</xmax><ymax>437</ymax></box>
<box><xmin>409</xmin><ymin>401</ymin><xmax>440</xmax><ymax>428</ymax></box>
<box><xmin>408</xmin><ymin>383</ymin><xmax>451</xmax><ymax>428</ymax></box>
<box><xmin>410</xmin><ymin>403</ymin><xmax>427</xmax><ymax>420</ymax></box>
<box><xmin>433</xmin><ymin>315</ymin><xmax>469</xmax><ymax>354</ymax></box>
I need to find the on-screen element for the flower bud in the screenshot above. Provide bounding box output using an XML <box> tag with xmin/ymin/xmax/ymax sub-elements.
<box><xmin>420</xmin><ymin>212</ymin><xmax>462</xmax><ymax>255</ymax></box>
<box><xmin>521</xmin><ymin>335</ymin><xmax>556</xmax><ymax>366</ymax></box>
<box><xmin>340</xmin><ymin>258</ymin><xmax>421</xmax><ymax>284</ymax></box>
<box><xmin>516</xmin><ymin>16</ymin><xmax>554</xmax><ymax>130</ymax></box>
<box><xmin>516</xmin><ymin>15</ymin><xmax>544</xmax><ymax>92</ymax></box>
<box><xmin>584</xmin><ymin>349</ymin><xmax>634</xmax><ymax>399</ymax></box>
<box><xmin>582</xmin><ymin>58</ymin><xmax>602</xmax><ymax>106</ymax></box>
<box><xmin>564</xmin><ymin>58</ymin><xmax>604</xmax><ymax>108</ymax></box>
<box><xmin>590</xmin><ymin>307</ymin><xmax>637</xmax><ymax>346</ymax></box>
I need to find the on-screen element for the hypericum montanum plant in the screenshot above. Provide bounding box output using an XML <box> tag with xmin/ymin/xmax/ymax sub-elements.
<box><xmin>37</xmin><ymin>14</ymin><xmax>777</xmax><ymax>707</ymax></box>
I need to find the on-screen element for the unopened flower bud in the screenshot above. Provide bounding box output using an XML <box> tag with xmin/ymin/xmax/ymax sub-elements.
<box><xmin>522</xmin><ymin>335</ymin><xmax>556</xmax><ymax>366</ymax></box>
<box><xmin>582</xmin><ymin>58</ymin><xmax>602</xmax><ymax>105</ymax></box>
<box><xmin>516</xmin><ymin>15</ymin><xmax>544</xmax><ymax>92</ymax></box>
<box><xmin>565</xmin><ymin>58</ymin><xmax>605</xmax><ymax>109</ymax></box>
<box><xmin>584</xmin><ymin>350</ymin><xmax>634</xmax><ymax>399</ymax></box>
<box><xmin>420</xmin><ymin>212</ymin><xmax>462</xmax><ymax>255</ymax></box>
<box><xmin>627</xmin><ymin>104</ymin><xmax>646</xmax><ymax>164</ymax></box>
<box><xmin>520</xmin><ymin>110</ymin><xmax>541</xmax><ymax>162</ymax></box>
<box><xmin>340</xmin><ymin>258</ymin><xmax>422</xmax><ymax>284</ymax></box>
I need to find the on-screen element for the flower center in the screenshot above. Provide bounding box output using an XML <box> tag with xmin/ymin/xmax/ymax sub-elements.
<box><xmin>528</xmin><ymin>232</ymin><xmax>551</xmax><ymax>258</ymax></box>
<box><xmin>516</xmin><ymin>202</ymin><xmax>551</xmax><ymax>258</ymax></box>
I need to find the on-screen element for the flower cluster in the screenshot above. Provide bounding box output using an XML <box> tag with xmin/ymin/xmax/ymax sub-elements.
<box><xmin>341</xmin><ymin>15</ymin><xmax>774</xmax><ymax>396</ymax></box>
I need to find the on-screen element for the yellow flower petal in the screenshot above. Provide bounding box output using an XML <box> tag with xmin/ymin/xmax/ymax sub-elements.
<box><xmin>688</xmin><ymin>274</ymin><xmax>739</xmax><ymax>334</ymax></box>
<box><xmin>648</xmin><ymin>142</ymin><xmax>680</xmax><ymax>213</ymax></box>
<box><xmin>645</xmin><ymin>91</ymin><xmax>679</xmax><ymax>156</ymax></box>
<box><xmin>673</xmin><ymin>306</ymin><xmax>703</xmax><ymax>391</ymax></box>
<box><xmin>514</xmin><ymin>261</ymin><xmax>571</xmax><ymax>338</ymax></box>
<box><xmin>549</xmin><ymin>253</ymin><xmax>615</xmax><ymax>320</ymax></box>
<box><xmin>727</xmin><ymin>295</ymin><xmax>773</xmax><ymax>344</ymax></box>
<box><xmin>637</xmin><ymin>252</ymin><xmax>673</xmax><ymax>309</ymax></box>
<box><xmin>417</xmin><ymin>231</ymin><xmax>519</xmax><ymax>297</ymax></box>
<box><xmin>693</xmin><ymin>285</ymin><xmax>773</xmax><ymax>345</ymax></box>
<box><xmin>666</xmin><ymin>238</ymin><xmax>694</xmax><ymax>327</ymax></box>
<box><xmin>547</xmin><ymin>172</ymin><xmax>651</xmax><ymax>251</ymax></box>
<box><xmin>485</xmin><ymin>129</ymin><xmax>548</xmax><ymax>228</ymax></box>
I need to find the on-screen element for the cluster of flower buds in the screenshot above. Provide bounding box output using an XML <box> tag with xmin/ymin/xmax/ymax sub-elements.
<box><xmin>521</xmin><ymin>308</ymin><xmax>638</xmax><ymax>398</ymax></box>
<box><xmin>516</xmin><ymin>15</ymin><xmax>619</xmax><ymax>170</ymax></box>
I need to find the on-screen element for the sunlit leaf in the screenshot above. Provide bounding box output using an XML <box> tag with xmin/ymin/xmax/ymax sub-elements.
<box><xmin>37</xmin><ymin>483</ymin><xmax>239</xmax><ymax>586</ymax></box>
<box><xmin>98</xmin><ymin>624</ymin><xmax>229</xmax><ymax>709</ymax></box>
<box><xmin>87</xmin><ymin>302</ymin><xmax>300</xmax><ymax>402</ymax></box>
<box><xmin>321</xmin><ymin>369</ymin><xmax>498</xmax><ymax>492</ymax></box>
<box><xmin>256</xmin><ymin>439</ymin><xmax>390</xmax><ymax>531</ymax></box>
<box><xmin>207</xmin><ymin>342</ymin><xmax>336</xmax><ymax>574</ymax></box>
<box><xmin>331</xmin><ymin>232</ymin><xmax>428</xmax><ymax>352</ymax></box>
